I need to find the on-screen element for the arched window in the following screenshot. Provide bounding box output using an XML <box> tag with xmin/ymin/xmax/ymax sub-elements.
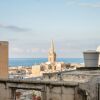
<box><xmin>48</xmin><ymin>64</ymin><xmax>52</xmax><ymax>69</ymax></box>
<box><xmin>40</xmin><ymin>65</ymin><xmax>45</xmax><ymax>71</ymax></box>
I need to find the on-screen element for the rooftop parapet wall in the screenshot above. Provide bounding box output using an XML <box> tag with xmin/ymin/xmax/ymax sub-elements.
<box><xmin>0</xmin><ymin>78</ymin><xmax>79</xmax><ymax>87</ymax></box>
<box><xmin>0</xmin><ymin>77</ymin><xmax>99</xmax><ymax>100</ymax></box>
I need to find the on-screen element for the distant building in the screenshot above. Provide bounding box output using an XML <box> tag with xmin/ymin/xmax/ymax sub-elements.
<box><xmin>48</xmin><ymin>40</ymin><xmax>56</xmax><ymax>63</ymax></box>
<box><xmin>32</xmin><ymin>65</ymin><xmax>42</xmax><ymax>77</ymax></box>
<box><xmin>0</xmin><ymin>41</ymin><xmax>8</xmax><ymax>79</ymax></box>
<box><xmin>32</xmin><ymin>40</ymin><xmax>80</xmax><ymax>76</ymax></box>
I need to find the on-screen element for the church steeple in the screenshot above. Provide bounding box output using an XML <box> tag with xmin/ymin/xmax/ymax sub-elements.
<box><xmin>48</xmin><ymin>40</ymin><xmax>56</xmax><ymax>63</ymax></box>
<box><xmin>51</xmin><ymin>40</ymin><xmax>54</xmax><ymax>53</ymax></box>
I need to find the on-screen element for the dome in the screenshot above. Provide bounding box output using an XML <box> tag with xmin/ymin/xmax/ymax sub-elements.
<box><xmin>96</xmin><ymin>46</ymin><xmax>100</xmax><ymax>52</ymax></box>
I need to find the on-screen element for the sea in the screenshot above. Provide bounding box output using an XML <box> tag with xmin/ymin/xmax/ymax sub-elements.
<box><xmin>9</xmin><ymin>58</ymin><xmax>84</xmax><ymax>67</ymax></box>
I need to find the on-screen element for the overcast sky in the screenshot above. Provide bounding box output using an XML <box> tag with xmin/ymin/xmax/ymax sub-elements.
<box><xmin>0</xmin><ymin>0</ymin><xmax>100</xmax><ymax>58</ymax></box>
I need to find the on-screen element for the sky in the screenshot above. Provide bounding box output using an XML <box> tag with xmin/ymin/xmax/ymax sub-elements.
<box><xmin>0</xmin><ymin>0</ymin><xmax>100</xmax><ymax>58</ymax></box>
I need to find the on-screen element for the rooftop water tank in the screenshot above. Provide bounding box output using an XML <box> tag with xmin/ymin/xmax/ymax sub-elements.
<box><xmin>83</xmin><ymin>50</ymin><xmax>99</xmax><ymax>67</ymax></box>
<box><xmin>96</xmin><ymin>46</ymin><xmax>100</xmax><ymax>66</ymax></box>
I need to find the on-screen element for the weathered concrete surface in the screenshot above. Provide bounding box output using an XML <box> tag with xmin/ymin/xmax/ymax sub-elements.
<box><xmin>43</xmin><ymin>69</ymin><xmax>100</xmax><ymax>100</ymax></box>
<box><xmin>46</xmin><ymin>86</ymin><xmax>75</xmax><ymax>100</ymax></box>
<box><xmin>0</xmin><ymin>79</ymin><xmax>79</xmax><ymax>100</ymax></box>
<box><xmin>1</xmin><ymin>69</ymin><xmax>100</xmax><ymax>100</ymax></box>
<box><xmin>0</xmin><ymin>83</ymin><xmax>17</xmax><ymax>100</ymax></box>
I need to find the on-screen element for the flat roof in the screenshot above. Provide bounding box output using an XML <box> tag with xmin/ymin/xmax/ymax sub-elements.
<box><xmin>0</xmin><ymin>41</ymin><xmax>8</xmax><ymax>45</ymax></box>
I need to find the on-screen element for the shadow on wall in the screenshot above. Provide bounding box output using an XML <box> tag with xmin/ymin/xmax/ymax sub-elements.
<box><xmin>49</xmin><ymin>97</ymin><xmax>59</xmax><ymax>100</ymax></box>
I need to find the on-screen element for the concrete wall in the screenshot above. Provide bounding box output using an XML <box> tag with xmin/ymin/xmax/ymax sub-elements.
<box><xmin>43</xmin><ymin>71</ymin><xmax>100</xmax><ymax>100</ymax></box>
<box><xmin>46</xmin><ymin>86</ymin><xmax>75</xmax><ymax>100</ymax></box>
<box><xmin>0</xmin><ymin>83</ymin><xmax>13</xmax><ymax>100</ymax></box>
<box><xmin>0</xmin><ymin>80</ymin><xmax>84</xmax><ymax>100</ymax></box>
<box><xmin>2</xmin><ymin>78</ymin><xmax>100</xmax><ymax>100</ymax></box>
<box><xmin>0</xmin><ymin>83</ymin><xmax>85</xmax><ymax>100</ymax></box>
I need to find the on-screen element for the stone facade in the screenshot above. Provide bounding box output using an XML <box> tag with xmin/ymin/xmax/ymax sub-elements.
<box><xmin>0</xmin><ymin>41</ymin><xmax>8</xmax><ymax>79</ymax></box>
<box><xmin>32</xmin><ymin>65</ymin><xmax>42</xmax><ymax>77</ymax></box>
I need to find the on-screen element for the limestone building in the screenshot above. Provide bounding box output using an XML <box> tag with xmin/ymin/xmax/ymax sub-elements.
<box><xmin>0</xmin><ymin>41</ymin><xmax>8</xmax><ymax>79</ymax></box>
<box><xmin>40</xmin><ymin>40</ymin><xmax>76</xmax><ymax>73</ymax></box>
<box><xmin>48</xmin><ymin>40</ymin><xmax>56</xmax><ymax>63</ymax></box>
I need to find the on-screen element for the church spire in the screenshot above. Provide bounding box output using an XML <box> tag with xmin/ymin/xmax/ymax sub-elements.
<box><xmin>51</xmin><ymin>40</ymin><xmax>54</xmax><ymax>52</ymax></box>
<box><xmin>48</xmin><ymin>40</ymin><xmax>56</xmax><ymax>63</ymax></box>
